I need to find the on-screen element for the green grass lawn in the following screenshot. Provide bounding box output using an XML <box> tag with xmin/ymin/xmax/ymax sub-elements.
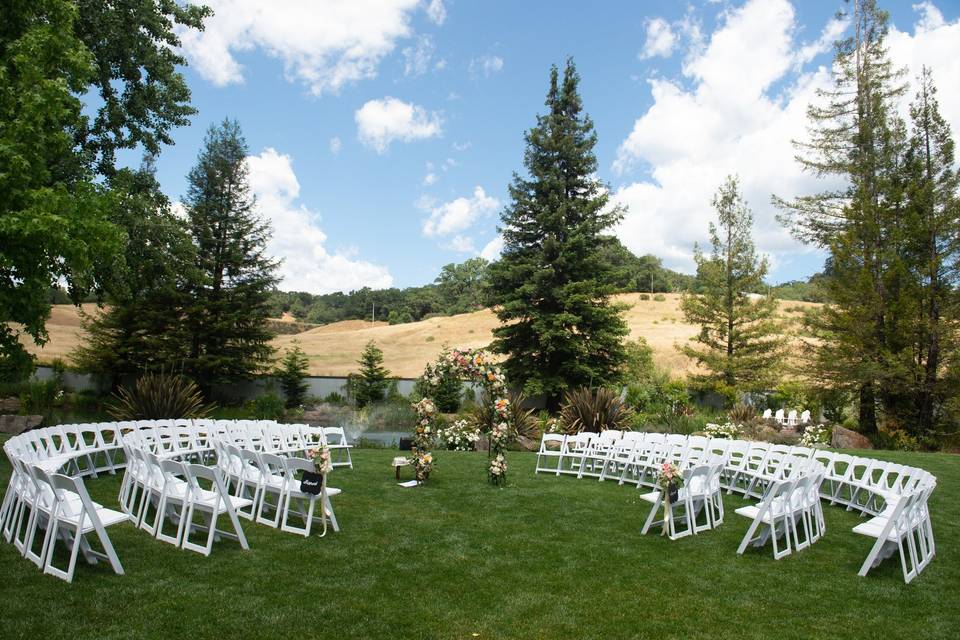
<box><xmin>1</xmin><ymin>442</ymin><xmax>958</xmax><ymax>640</ymax></box>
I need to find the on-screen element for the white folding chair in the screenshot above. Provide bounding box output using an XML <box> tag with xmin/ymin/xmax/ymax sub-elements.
<box><xmin>735</xmin><ymin>478</ymin><xmax>797</xmax><ymax>560</ymax></box>
<box><xmin>44</xmin><ymin>473</ymin><xmax>126</xmax><ymax>583</ymax></box>
<box><xmin>535</xmin><ymin>434</ymin><xmax>566</xmax><ymax>475</ymax></box>
<box><xmin>181</xmin><ymin>464</ymin><xmax>251</xmax><ymax>556</ymax></box>
<box><xmin>279</xmin><ymin>457</ymin><xmax>341</xmax><ymax>537</ymax></box>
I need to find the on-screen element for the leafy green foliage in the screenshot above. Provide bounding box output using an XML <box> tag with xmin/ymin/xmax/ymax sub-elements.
<box><xmin>488</xmin><ymin>59</ymin><xmax>629</xmax><ymax>408</ymax></box>
<box><xmin>352</xmin><ymin>340</ymin><xmax>391</xmax><ymax>408</ymax></box>
<box><xmin>182</xmin><ymin>120</ymin><xmax>279</xmax><ymax>388</ymax></box>
<box><xmin>0</xmin><ymin>0</ymin><xmax>123</xmax><ymax>381</ymax></box>
<box><xmin>245</xmin><ymin>392</ymin><xmax>285</xmax><ymax>421</ymax></box>
<box><xmin>276</xmin><ymin>341</ymin><xmax>310</xmax><ymax>408</ymax></box>
<box><xmin>469</xmin><ymin>391</ymin><xmax>538</xmax><ymax>439</ymax></box>
<box><xmin>681</xmin><ymin>176</ymin><xmax>784</xmax><ymax>393</ymax></box>
<box><xmin>73</xmin><ymin>0</ymin><xmax>211</xmax><ymax>177</ymax></box>
<box><xmin>559</xmin><ymin>387</ymin><xmax>633</xmax><ymax>433</ymax></box>
<box><xmin>106</xmin><ymin>371</ymin><xmax>214</xmax><ymax>420</ymax></box>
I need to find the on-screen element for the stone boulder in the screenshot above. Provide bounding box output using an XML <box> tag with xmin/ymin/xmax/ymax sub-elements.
<box><xmin>0</xmin><ymin>414</ymin><xmax>42</xmax><ymax>435</ymax></box>
<box><xmin>831</xmin><ymin>425</ymin><xmax>873</xmax><ymax>450</ymax></box>
<box><xmin>516</xmin><ymin>435</ymin><xmax>539</xmax><ymax>452</ymax></box>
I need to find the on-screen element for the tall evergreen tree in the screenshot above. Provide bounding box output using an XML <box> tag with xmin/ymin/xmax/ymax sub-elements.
<box><xmin>487</xmin><ymin>59</ymin><xmax>628</xmax><ymax>409</ymax></box>
<box><xmin>681</xmin><ymin>176</ymin><xmax>783</xmax><ymax>394</ymax></box>
<box><xmin>352</xmin><ymin>340</ymin><xmax>391</xmax><ymax>408</ymax></box>
<box><xmin>73</xmin><ymin>156</ymin><xmax>197</xmax><ymax>378</ymax></box>
<box><xmin>774</xmin><ymin>0</ymin><xmax>907</xmax><ymax>434</ymax></box>
<box><xmin>276</xmin><ymin>340</ymin><xmax>310</xmax><ymax>408</ymax></box>
<box><xmin>183</xmin><ymin>120</ymin><xmax>279</xmax><ymax>389</ymax></box>
<box><xmin>898</xmin><ymin>67</ymin><xmax>960</xmax><ymax>437</ymax></box>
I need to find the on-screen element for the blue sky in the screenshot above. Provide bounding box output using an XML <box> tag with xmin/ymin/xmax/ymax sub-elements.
<box><xmin>138</xmin><ymin>0</ymin><xmax>960</xmax><ymax>293</ymax></box>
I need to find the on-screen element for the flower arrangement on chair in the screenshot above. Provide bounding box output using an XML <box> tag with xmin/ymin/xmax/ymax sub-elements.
<box><xmin>655</xmin><ymin>462</ymin><xmax>684</xmax><ymax>536</ymax></box>
<box><xmin>304</xmin><ymin>445</ymin><xmax>332</xmax><ymax>536</ymax></box>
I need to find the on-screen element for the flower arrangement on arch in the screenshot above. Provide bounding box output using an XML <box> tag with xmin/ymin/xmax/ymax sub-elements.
<box><xmin>411</xmin><ymin>397</ymin><xmax>438</xmax><ymax>482</ymax></box>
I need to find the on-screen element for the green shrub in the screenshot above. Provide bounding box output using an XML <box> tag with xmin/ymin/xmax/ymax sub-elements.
<box><xmin>469</xmin><ymin>391</ymin><xmax>538</xmax><ymax>438</ymax></box>
<box><xmin>653</xmin><ymin>294</ymin><xmax>666</xmax><ymax>301</ymax></box>
<box><xmin>639</xmin><ymin>293</ymin><xmax>650</xmax><ymax>301</ymax></box>
<box><xmin>246</xmin><ymin>392</ymin><xmax>286</xmax><ymax>421</ymax></box>
<box><xmin>19</xmin><ymin>379</ymin><xmax>61</xmax><ymax>417</ymax></box>
<box><xmin>560</xmin><ymin>387</ymin><xmax>633</xmax><ymax>433</ymax></box>
<box><xmin>107</xmin><ymin>372</ymin><xmax>214</xmax><ymax>420</ymax></box>
<box><xmin>323</xmin><ymin>391</ymin><xmax>347</xmax><ymax>405</ymax></box>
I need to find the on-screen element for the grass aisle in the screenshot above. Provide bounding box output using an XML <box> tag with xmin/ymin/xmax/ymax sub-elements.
<box><xmin>1</xmin><ymin>443</ymin><xmax>957</xmax><ymax>639</ymax></box>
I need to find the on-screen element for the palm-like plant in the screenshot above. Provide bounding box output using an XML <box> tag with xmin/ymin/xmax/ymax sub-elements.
<box><xmin>106</xmin><ymin>371</ymin><xmax>215</xmax><ymax>420</ymax></box>
<box><xmin>470</xmin><ymin>391</ymin><xmax>538</xmax><ymax>438</ymax></box>
<box><xmin>559</xmin><ymin>387</ymin><xmax>633</xmax><ymax>433</ymax></box>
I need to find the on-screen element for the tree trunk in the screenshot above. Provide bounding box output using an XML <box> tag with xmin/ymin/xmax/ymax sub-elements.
<box><xmin>858</xmin><ymin>382</ymin><xmax>877</xmax><ymax>435</ymax></box>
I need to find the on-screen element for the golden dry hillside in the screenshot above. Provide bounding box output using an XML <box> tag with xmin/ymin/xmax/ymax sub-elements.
<box><xmin>17</xmin><ymin>294</ymin><xmax>818</xmax><ymax>378</ymax></box>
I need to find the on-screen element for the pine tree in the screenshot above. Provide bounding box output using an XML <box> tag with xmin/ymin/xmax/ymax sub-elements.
<box><xmin>487</xmin><ymin>59</ymin><xmax>628</xmax><ymax>409</ymax></box>
<box><xmin>898</xmin><ymin>67</ymin><xmax>960</xmax><ymax>437</ymax></box>
<box><xmin>276</xmin><ymin>340</ymin><xmax>310</xmax><ymax>408</ymax></box>
<box><xmin>73</xmin><ymin>156</ymin><xmax>197</xmax><ymax>379</ymax></box>
<box><xmin>352</xmin><ymin>340</ymin><xmax>391</xmax><ymax>408</ymax></box>
<box><xmin>774</xmin><ymin>0</ymin><xmax>907</xmax><ymax>434</ymax></box>
<box><xmin>183</xmin><ymin>120</ymin><xmax>279</xmax><ymax>389</ymax></box>
<box><xmin>681</xmin><ymin>176</ymin><xmax>783</xmax><ymax>394</ymax></box>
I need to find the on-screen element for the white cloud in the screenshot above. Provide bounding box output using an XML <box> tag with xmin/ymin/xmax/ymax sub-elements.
<box><xmin>422</xmin><ymin>186</ymin><xmax>499</xmax><ymax>237</ymax></box>
<box><xmin>245</xmin><ymin>148</ymin><xmax>393</xmax><ymax>293</ymax></box>
<box><xmin>640</xmin><ymin>17</ymin><xmax>677</xmax><ymax>59</ymax></box>
<box><xmin>611</xmin><ymin>0</ymin><xmax>960</xmax><ymax>277</ymax></box>
<box><xmin>355</xmin><ymin>97</ymin><xmax>442</xmax><ymax>153</ymax></box>
<box><xmin>447</xmin><ymin>235</ymin><xmax>476</xmax><ymax>253</ymax></box>
<box><xmin>426</xmin><ymin>0</ymin><xmax>447</xmax><ymax>26</ymax></box>
<box><xmin>402</xmin><ymin>35</ymin><xmax>435</xmax><ymax>77</ymax></box>
<box><xmin>452</xmin><ymin>141</ymin><xmax>471</xmax><ymax>152</ymax></box>
<box><xmin>329</xmin><ymin>136</ymin><xmax>342</xmax><ymax>155</ymax></box>
<box><xmin>178</xmin><ymin>0</ymin><xmax>424</xmax><ymax>95</ymax></box>
<box><xmin>479</xmin><ymin>235</ymin><xmax>504</xmax><ymax>261</ymax></box>
<box><xmin>469</xmin><ymin>54</ymin><xmax>504</xmax><ymax>78</ymax></box>
<box><xmin>423</xmin><ymin>172</ymin><xmax>438</xmax><ymax>186</ymax></box>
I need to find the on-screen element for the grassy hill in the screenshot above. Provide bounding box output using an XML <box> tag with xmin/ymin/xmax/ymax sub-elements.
<box><xmin>17</xmin><ymin>294</ymin><xmax>819</xmax><ymax>378</ymax></box>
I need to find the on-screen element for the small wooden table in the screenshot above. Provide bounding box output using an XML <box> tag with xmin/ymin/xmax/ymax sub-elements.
<box><xmin>392</xmin><ymin>457</ymin><xmax>411</xmax><ymax>480</ymax></box>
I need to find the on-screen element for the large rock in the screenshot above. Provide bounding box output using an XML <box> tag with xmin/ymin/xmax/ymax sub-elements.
<box><xmin>0</xmin><ymin>414</ymin><xmax>42</xmax><ymax>435</ymax></box>
<box><xmin>516</xmin><ymin>435</ymin><xmax>539</xmax><ymax>452</ymax></box>
<box><xmin>831</xmin><ymin>425</ymin><xmax>873</xmax><ymax>450</ymax></box>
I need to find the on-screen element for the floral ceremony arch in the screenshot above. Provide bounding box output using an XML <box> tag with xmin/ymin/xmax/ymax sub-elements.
<box><xmin>415</xmin><ymin>347</ymin><xmax>512</xmax><ymax>486</ymax></box>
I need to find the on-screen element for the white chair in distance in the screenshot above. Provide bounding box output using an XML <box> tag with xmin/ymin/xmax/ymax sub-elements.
<box><xmin>761</xmin><ymin>409</ymin><xmax>773</xmax><ymax>421</ymax></box>
<box><xmin>799</xmin><ymin>410</ymin><xmax>811</xmax><ymax>425</ymax></box>
<box><xmin>535</xmin><ymin>434</ymin><xmax>566</xmax><ymax>475</ymax></box>
<box><xmin>322</xmin><ymin>427</ymin><xmax>353</xmax><ymax>469</ymax></box>
<box><xmin>774</xmin><ymin>409</ymin><xmax>786</xmax><ymax>425</ymax></box>
<box><xmin>786</xmin><ymin>410</ymin><xmax>798</xmax><ymax>427</ymax></box>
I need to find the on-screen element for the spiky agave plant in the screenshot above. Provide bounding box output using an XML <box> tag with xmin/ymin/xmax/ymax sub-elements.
<box><xmin>470</xmin><ymin>391</ymin><xmax>538</xmax><ymax>438</ymax></box>
<box><xmin>559</xmin><ymin>387</ymin><xmax>633</xmax><ymax>433</ymax></box>
<box><xmin>106</xmin><ymin>371</ymin><xmax>215</xmax><ymax>420</ymax></box>
<box><xmin>728</xmin><ymin>402</ymin><xmax>758</xmax><ymax>425</ymax></box>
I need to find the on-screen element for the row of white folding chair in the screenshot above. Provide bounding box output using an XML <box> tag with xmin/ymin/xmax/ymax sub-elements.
<box><xmin>812</xmin><ymin>451</ymin><xmax>931</xmax><ymax>516</ymax></box>
<box><xmin>214</xmin><ymin>442</ymin><xmax>340</xmax><ymax>537</ymax></box>
<box><xmin>640</xmin><ymin>462</ymin><xmax>726</xmax><ymax>539</ymax></box>
<box><xmin>854</xmin><ymin>481</ymin><xmax>936</xmax><ymax>583</ymax></box>
<box><xmin>2</xmin><ymin>453</ymin><xmax>126</xmax><ymax>582</ymax></box>
<box><xmin>735</xmin><ymin>467</ymin><xmax>826</xmax><ymax>560</ymax></box>
<box><xmin>121</xmin><ymin>445</ymin><xmax>250</xmax><ymax>556</ymax></box>
<box><xmin>5</xmin><ymin>423</ymin><xmax>126</xmax><ymax>477</ymax></box>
